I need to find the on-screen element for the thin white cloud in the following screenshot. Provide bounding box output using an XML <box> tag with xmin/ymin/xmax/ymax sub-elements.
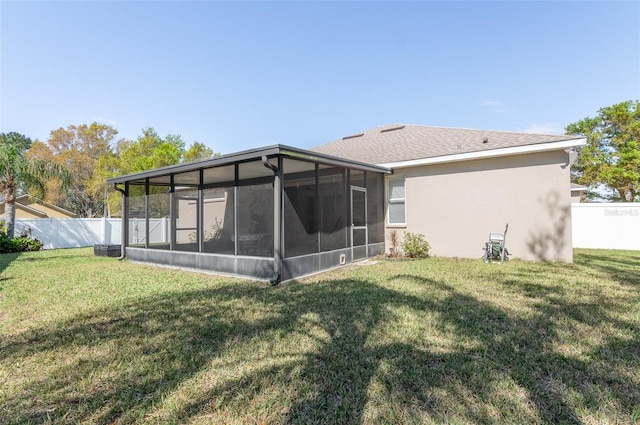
<box><xmin>519</xmin><ymin>123</ymin><xmax>564</xmax><ymax>135</ymax></box>
<box><xmin>480</xmin><ymin>100</ymin><xmax>512</xmax><ymax>114</ymax></box>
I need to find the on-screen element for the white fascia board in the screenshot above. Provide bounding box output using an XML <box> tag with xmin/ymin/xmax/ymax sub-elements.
<box><xmin>379</xmin><ymin>138</ymin><xmax>587</xmax><ymax>169</ymax></box>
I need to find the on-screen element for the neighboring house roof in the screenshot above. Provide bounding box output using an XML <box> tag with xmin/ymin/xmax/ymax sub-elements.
<box><xmin>312</xmin><ymin>124</ymin><xmax>587</xmax><ymax>167</ymax></box>
<box><xmin>0</xmin><ymin>194</ymin><xmax>77</xmax><ymax>219</ymax></box>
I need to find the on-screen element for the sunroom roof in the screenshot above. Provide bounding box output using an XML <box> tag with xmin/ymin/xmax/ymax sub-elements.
<box><xmin>106</xmin><ymin>144</ymin><xmax>391</xmax><ymax>186</ymax></box>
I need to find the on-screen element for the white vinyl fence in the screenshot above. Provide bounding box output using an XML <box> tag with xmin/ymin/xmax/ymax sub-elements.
<box><xmin>14</xmin><ymin>218</ymin><xmax>121</xmax><ymax>249</ymax></box>
<box><xmin>571</xmin><ymin>203</ymin><xmax>640</xmax><ymax>250</ymax></box>
<box><xmin>14</xmin><ymin>218</ymin><xmax>170</xmax><ymax>250</ymax></box>
<box><xmin>14</xmin><ymin>204</ymin><xmax>640</xmax><ymax>251</ymax></box>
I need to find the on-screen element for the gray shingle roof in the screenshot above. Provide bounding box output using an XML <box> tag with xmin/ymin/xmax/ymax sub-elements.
<box><xmin>311</xmin><ymin>124</ymin><xmax>584</xmax><ymax>165</ymax></box>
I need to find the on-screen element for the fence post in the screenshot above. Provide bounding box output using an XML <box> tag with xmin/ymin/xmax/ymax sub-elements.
<box><xmin>162</xmin><ymin>217</ymin><xmax>168</xmax><ymax>243</ymax></box>
<box><xmin>52</xmin><ymin>217</ymin><xmax>57</xmax><ymax>249</ymax></box>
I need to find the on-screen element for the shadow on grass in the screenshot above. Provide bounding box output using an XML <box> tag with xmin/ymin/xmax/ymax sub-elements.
<box><xmin>1</xmin><ymin>268</ymin><xmax>639</xmax><ymax>423</ymax></box>
<box><xmin>575</xmin><ymin>250</ymin><xmax>640</xmax><ymax>287</ymax></box>
<box><xmin>0</xmin><ymin>252</ymin><xmax>21</xmax><ymax>280</ymax></box>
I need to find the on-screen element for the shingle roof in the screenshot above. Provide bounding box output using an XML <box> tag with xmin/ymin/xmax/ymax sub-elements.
<box><xmin>311</xmin><ymin>124</ymin><xmax>585</xmax><ymax>165</ymax></box>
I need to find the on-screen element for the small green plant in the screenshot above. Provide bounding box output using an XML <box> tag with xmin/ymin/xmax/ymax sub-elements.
<box><xmin>402</xmin><ymin>232</ymin><xmax>430</xmax><ymax>258</ymax></box>
<box><xmin>0</xmin><ymin>225</ymin><xmax>43</xmax><ymax>253</ymax></box>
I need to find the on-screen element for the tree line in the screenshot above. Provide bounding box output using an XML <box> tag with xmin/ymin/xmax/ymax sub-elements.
<box><xmin>1</xmin><ymin>123</ymin><xmax>217</xmax><ymax>237</ymax></box>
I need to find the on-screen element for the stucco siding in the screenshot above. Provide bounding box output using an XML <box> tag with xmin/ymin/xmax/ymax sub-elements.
<box><xmin>387</xmin><ymin>150</ymin><xmax>573</xmax><ymax>262</ymax></box>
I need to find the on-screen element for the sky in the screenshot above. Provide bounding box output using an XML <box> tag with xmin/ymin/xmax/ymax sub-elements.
<box><xmin>1</xmin><ymin>1</ymin><xmax>639</xmax><ymax>155</ymax></box>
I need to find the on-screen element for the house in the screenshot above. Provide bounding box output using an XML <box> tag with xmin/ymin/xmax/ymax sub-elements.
<box><xmin>0</xmin><ymin>194</ymin><xmax>77</xmax><ymax>219</ymax></box>
<box><xmin>312</xmin><ymin>124</ymin><xmax>586</xmax><ymax>262</ymax></box>
<box><xmin>107</xmin><ymin>124</ymin><xmax>586</xmax><ymax>282</ymax></box>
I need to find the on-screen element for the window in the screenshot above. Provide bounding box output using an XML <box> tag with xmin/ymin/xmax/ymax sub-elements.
<box><xmin>387</xmin><ymin>176</ymin><xmax>406</xmax><ymax>225</ymax></box>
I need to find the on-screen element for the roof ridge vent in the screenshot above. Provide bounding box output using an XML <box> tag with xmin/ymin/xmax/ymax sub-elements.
<box><xmin>342</xmin><ymin>133</ymin><xmax>364</xmax><ymax>140</ymax></box>
<box><xmin>380</xmin><ymin>125</ymin><xmax>406</xmax><ymax>133</ymax></box>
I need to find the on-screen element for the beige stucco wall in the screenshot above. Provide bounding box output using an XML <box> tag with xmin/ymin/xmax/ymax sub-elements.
<box><xmin>386</xmin><ymin>150</ymin><xmax>574</xmax><ymax>262</ymax></box>
<box><xmin>175</xmin><ymin>192</ymin><xmax>231</xmax><ymax>243</ymax></box>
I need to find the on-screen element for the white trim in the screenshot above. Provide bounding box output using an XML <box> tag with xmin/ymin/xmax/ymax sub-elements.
<box><xmin>379</xmin><ymin>138</ymin><xmax>587</xmax><ymax>169</ymax></box>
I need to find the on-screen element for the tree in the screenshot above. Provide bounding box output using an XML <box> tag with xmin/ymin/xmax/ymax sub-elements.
<box><xmin>0</xmin><ymin>132</ymin><xmax>71</xmax><ymax>237</ymax></box>
<box><xmin>567</xmin><ymin>100</ymin><xmax>640</xmax><ymax>202</ymax></box>
<box><xmin>96</xmin><ymin>127</ymin><xmax>218</xmax><ymax>215</ymax></box>
<box><xmin>184</xmin><ymin>141</ymin><xmax>217</xmax><ymax>162</ymax></box>
<box><xmin>27</xmin><ymin>123</ymin><xmax>117</xmax><ymax>217</ymax></box>
<box><xmin>116</xmin><ymin>127</ymin><xmax>184</xmax><ymax>174</ymax></box>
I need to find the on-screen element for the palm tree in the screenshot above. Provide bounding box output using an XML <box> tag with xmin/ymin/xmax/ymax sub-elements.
<box><xmin>0</xmin><ymin>132</ymin><xmax>71</xmax><ymax>238</ymax></box>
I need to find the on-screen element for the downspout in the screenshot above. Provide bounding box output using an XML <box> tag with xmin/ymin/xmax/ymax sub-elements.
<box><xmin>113</xmin><ymin>183</ymin><xmax>128</xmax><ymax>261</ymax></box>
<box><xmin>261</xmin><ymin>155</ymin><xmax>282</xmax><ymax>285</ymax></box>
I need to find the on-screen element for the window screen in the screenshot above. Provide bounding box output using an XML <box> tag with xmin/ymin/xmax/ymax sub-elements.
<box><xmin>237</xmin><ymin>178</ymin><xmax>273</xmax><ymax>257</ymax></box>
<box><xmin>203</xmin><ymin>165</ymin><xmax>235</xmax><ymax>186</ymax></box>
<box><xmin>284</xmin><ymin>159</ymin><xmax>317</xmax><ymax>258</ymax></box>
<box><xmin>350</xmin><ymin>169</ymin><xmax>365</xmax><ymax>188</ymax></box>
<box><xmin>127</xmin><ymin>185</ymin><xmax>146</xmax><ymax>247</ymax></box>
<box><xmin>147</xmin><ymin>185</ymin><xmax>170</xmax><ymax>250</ymax></box>
<box><xmin>367</xmin><ymin>172</ymin><xmax>384</xmax><ymax>243</ymax></box>
<box><xmin>319</xmin><ymin>166</ymin><xmax>347</xmax><ymax>252</ymax></box>
<box><xmin>174</xmin><ymin>188</ymin><xmax>199</xmax><ymax>252</ymax></box>
<box><xmin>202</xmin><ymin>187</ymin><xmax>235</xmax><ymax>255</ymax></box>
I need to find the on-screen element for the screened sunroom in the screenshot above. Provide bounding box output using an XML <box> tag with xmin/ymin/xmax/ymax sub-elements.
<box><xmin>107</xmin><ymin>145</ymin><xmax>390</xmax><ymax>282</ymax></box>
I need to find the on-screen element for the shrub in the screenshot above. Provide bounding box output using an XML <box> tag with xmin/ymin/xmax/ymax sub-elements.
<box><xmin>402</xmin><ymin>232</ymin><xmax>430</xmax><ymax>258</ymax></box>
<box><xmin>0</xmin><ymin>225</ymin><xmax>44</xmax><ymax>253</ymax></box>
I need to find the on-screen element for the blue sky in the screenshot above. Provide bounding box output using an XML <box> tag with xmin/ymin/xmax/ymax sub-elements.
<box><xmin>2</xmin><ymin>1</ymin><xmax>639</xmax><ymax>155</ymax></box>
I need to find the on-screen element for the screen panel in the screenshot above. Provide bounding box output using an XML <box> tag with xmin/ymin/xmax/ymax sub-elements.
<box><xmin>283</xmin><ymin>159</ymin><xmax>317</xmax><ymax>258</ymax></box>
<box><xmin>319</xmin><ymin>166</ymin><xmax>347</xmax><ymax>252</ymax></box>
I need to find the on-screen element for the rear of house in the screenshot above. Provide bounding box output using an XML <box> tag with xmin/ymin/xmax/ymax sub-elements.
<box><xmin>107</xmin><ymin>123</ymin><xmax>586</xmax><ymax>282</ymax></box>
<box><xmin>312</xmin><ymin>124</ymin><xmax>586</xmax><ymax>262</ymax></box>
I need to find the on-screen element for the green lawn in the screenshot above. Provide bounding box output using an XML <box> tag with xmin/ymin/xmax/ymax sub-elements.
<box><xmin>1</xmin><ymin>248</ymin><xmax>638</xmax><ymax>424</ymax></box>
